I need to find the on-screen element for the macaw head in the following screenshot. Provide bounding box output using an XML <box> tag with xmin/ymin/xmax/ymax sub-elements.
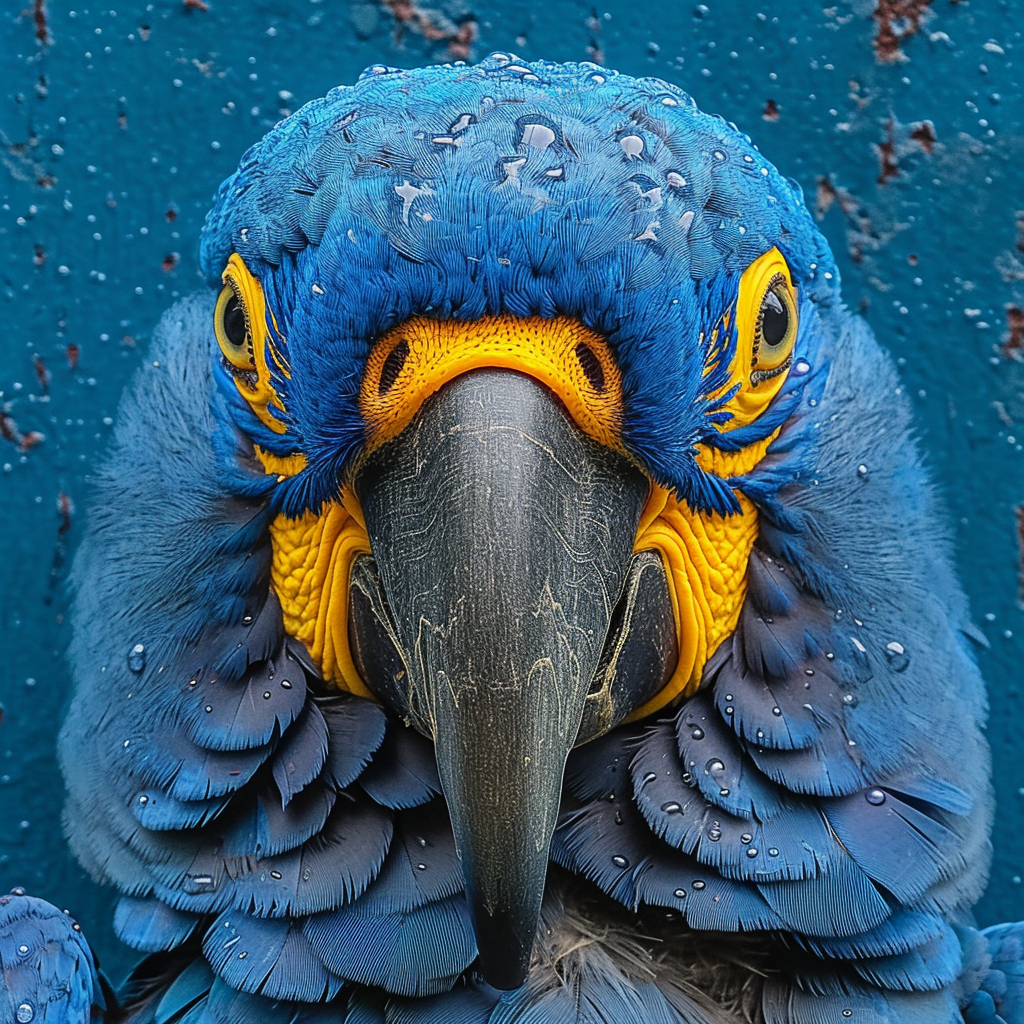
<box><xmin>198</xmin><ymin>54</ymin><xmax>839</xmax><ymax>988</ymax></box>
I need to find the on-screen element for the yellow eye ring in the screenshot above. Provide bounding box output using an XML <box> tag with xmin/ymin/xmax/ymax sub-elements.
<box><xmin>213</xmin><ymin>253</ymin><xmax>289</xmax><ymax>434</ymax></box>
<box><xmin>214</xmin><ymin>280</ymin><xmax>256</xmax><ymax>373</ymax></box>
<box><xmin>714</xmin><ymin>247</ymin><xmax>799</xmax><ymax>430</ymax></box>
<box><xmin>751</xmin><ymin>271</ymin><xmax>798</xmax><ymax>383</ymax></box>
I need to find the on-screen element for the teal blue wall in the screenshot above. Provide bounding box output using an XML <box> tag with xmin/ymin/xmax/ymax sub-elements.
<box><xmin>1</xmin><ymin>0</ymin><xmax>1021</xmax><ymax>985</ymax></box>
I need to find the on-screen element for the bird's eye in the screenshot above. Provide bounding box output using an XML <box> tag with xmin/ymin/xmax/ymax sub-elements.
<box><xmin>214</xmin><ymin>282</ymin><xmax>256</xmax><ymax>372</ymax></box>
<box><xmin>710</xmin><ymin>246</ymin><xmax>800</xmax><ymax>431</ymax></box>
<box><xmin>751</xmin><ymin>273</ymin><xmax>797</xmax><ymax>385</ymax></box>
<box><xmin>212</xmin><ymin>253</ymin><xmax>289</xmax><ymax>435</ymax></box>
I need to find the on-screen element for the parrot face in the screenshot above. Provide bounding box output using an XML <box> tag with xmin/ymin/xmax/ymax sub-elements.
<box><xmin>61</xmin><ymin>55</ymin><xmax>993</xmax><ymax>1020</ymax></box>
<box><xmin>202</xmin><ymin>62</ymin><xmax>824</xmax><ymax>984</ymax></box>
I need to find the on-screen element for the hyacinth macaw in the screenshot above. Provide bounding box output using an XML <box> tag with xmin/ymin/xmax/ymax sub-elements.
<box><xmin>3</xmin><ymin>54</ymin><xmax>1024</xmax><ymax>1024</ymax></box>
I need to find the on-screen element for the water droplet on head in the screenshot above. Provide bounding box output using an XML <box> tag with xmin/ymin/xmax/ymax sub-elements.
<box><xmin>661</xmin><ymin>801</ymin><xmax>682</xmax><ymax>814</ymax></box>
<box><xmin>281</xmin><ymin>679</ymin><xmax>292</xmax><ymax>689</ymax></box>
<box><xmin>691</xmin><ymin>879</ymin><xmax>706</xmax><ymax>890</ymax></box>
<box><xmin>620</xmin><ymin>135</ymin><xmax>644</xmax><ymax>159</ymax></box>
<box><xmin>843</xmin><ymin>693</ymin><xmax>858</xmax><ymax>706</ymax></box>
<box><xmin>771</xmin><ymin>707</ymin><xmax>782</xmax><ymax>717</ymax></box>
<box><xmin>706</xmin><ymin>758</ymin><xmax>725</xmax><ymax>774</ymax></box>
<box><xmin>16</xmin><ymin>1003</ymin><xmax>34</xmax><ymax>1023</ymax></box>
<box><xmin>707</xmin><ymin>827</ymin><xmax>722</xmax><ymax>841</ymax></box>
<box><xmin>740</xmin><ymin>833</ymin><xmax>752</xmax><ymax>844</ymax></box>
<box><xmin>17</xmin><ymin>943</ymin><xmax>28</xmax><ymax>954</ymax></box>
<box><xmin>690</xmin><ymin>726</ymin><xmax>705</xmax><ymax>740</ymax></box>
<box><xmin>792</xmin><ymin>357</ymin><xmax>811</xmax><ymax>376</ymax></box>
<box><xmin>262</xmin><ymin>691</ymin><xmax>271</xmax><ymax>700</ymax></box>
<box><xmin>642</xmin><ymin>771</ymin><xmax>657</xmax><ymax>784</ymax></box>
<box><xmin>768</xmin><ymin>847</ymin><xmax>779</xmax><ymax>857</ymax></box>
<box><xmin>520</xmin><ymin>122</ymin><xmax>556</xmax><ymax>149</ymax></box>
<box><xmin>127</xmin><ymin>643</ymin><xmax>146</xmax><ymax>673</ymax></box>
<box><xmin>857</xmin><ymin>464</ymin><xmax>869</xmax><ymax>479</ymax></box>
<box><xmin>865</xmin><ymin>789</ymin><xmax>886</xmax><ymax>805</ymax></box>
<box><xmin>885</xmin><ymin>641</ymin><xmax>910</xmax><ymax>672</ymax></box>
<box><xmin>416</xmin><ymin>863</ymin><xmax>427</xmax><ymax>871</ymax></box>
<box><xmin>611</xmin><ymin>855</ymin><xmax>630</xmax><ymax>868</ymax></box>
<box><xmin>746</xmin><ymin>847</ymin><xmax>759</xmax><ymax>858</ymax></box>
<box><xmin>673</xmin><ymin>887</ymin><xmax>686</xmax><ymax>898</ymax></box>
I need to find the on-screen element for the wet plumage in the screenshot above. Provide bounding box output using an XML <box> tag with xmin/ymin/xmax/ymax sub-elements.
<box><xmin>2</xmin><ymin>55</ymin><xmax>1022</xmax><ymax>1024</ymax></box>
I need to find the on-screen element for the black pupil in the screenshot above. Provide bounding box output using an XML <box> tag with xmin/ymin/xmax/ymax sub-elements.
<box><xmin>222</xmin><ymin>294</ymin><xmax>248</xmax><ymax>349</ymax></box>
<box><xmin>379</xmin><ymin>339</ymin><xmax>410</xmax><ymax>395</ymax></box>
<box><xmin>760</xmin><ymin>287</ymin><xmax>789</xmax><ymax>348</ymax></box>
<box><xmin>575</xmin><ymin>342</ymin><xmax>605</xmax><ymax>392</ymax></box>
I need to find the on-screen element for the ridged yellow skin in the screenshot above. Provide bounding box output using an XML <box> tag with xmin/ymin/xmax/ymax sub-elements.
<box><xmin>257</xmin><ymin>450</ymin><xmax>373</xmax><ymax>699</ymax></box>
<box><xmin>256</xmin><ymin>310</ymin><xmax>784</xmax><ymax>718</ymax></box>
<box><xmin>626</xmin><ymin>432</ymin><xmax>775</xmax><ymax>720</ymax></box>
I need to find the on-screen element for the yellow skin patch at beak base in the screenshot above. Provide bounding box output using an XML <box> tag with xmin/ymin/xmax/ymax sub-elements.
<box><xmin>624</xmin><ymin>429</ymin><xmax>777</xmax><ymax>721</ymax></box>
<box><xmin>255</xmin><ymin>319</ymin><xmax>779</xmax><ymax>725</ymax></box>
<box><xmin>257</xmin><ymin>446</ymin><xmax>375</xmax><ymax>700</ymax></box>
<box><xmin>360</xmin><ymin>315</ymin><xmax>625</xmax><ymax>456</ymax></box>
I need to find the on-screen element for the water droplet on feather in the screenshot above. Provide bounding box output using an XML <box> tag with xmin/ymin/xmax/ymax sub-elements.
<box><xmin>127</xmin><ymin>643</ymin><xmax>146</xmax><ymax>672</ymax></box>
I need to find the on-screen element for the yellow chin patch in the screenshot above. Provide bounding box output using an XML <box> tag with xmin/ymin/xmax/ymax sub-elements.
<box><xmin>360</xmin><ymin>315</ymin><xmax>625</xmax><ymax>455</ymax></box>
<box><xmin>259</xmin><ymin>448</ymin><xmax>374</xmax><ymax>698</ymax></box>
<box><xmin>624</xmin><ymin>429</ymin><xmax>777</xmax><ymax>721</ymax></box>
<box><xmin>257</xmin><ymin>318</ymin><xmax>778</xmax><ymax>721</ymax></box>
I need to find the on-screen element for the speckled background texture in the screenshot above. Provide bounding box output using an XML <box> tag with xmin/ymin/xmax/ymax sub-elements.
<box><xmin>1</xmin><ymin>0</ymin><xmax>1021</xmax><ymax>986</ymax></box>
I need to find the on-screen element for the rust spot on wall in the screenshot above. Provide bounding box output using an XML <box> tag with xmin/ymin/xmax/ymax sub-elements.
<box><xmin>876</xmin><ymin>119</ymin><xmax>900</xmax><ymax>184</ymax></box>
<box><xmin>380</xmin><ymin>0</ymin><xmax>477</xmax><ymax>60</ymax></box>
<box><xmin>814</xmin><ymin>176</ymin><xmax>875</xmax><ymax>263</ymax></box>
<box><xmin>1005</xmin><ymin>306</ymin><xmax>1024</xmax><ymax>358</ymax></box>
<box><xmin>910</xmin><ymin>120</ymin><xmax>937</xmax><ymax>153</ymax></box>
<box><xmin>57</xmin><ymin>492</ymin><xmax>73</xmax><ymax>535</ymax></box>
<box><xmin>2</xmin><ymin>411</ymin><xmax>45</xmax><ymax>453</ymax></box>
<box><xmin>33</xmin><ymin>355</ymin><xmax>50</xmax><ymax>393</ymax></box>
<box><xmin>32</xmin><ymin>0</ymin><xmax>51</xmax><ymax>45</ymax></box>
<box><xmin>873</xmin><ymin>0</ymin><xmax>934</xmax><ymax>63</ymax></box>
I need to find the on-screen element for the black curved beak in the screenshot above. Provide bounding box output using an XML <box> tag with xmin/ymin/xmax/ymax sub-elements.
<box><xmin>351</xmin><ymin>370</ymin><xmax>649</xmax><ymax>989</ymax></box>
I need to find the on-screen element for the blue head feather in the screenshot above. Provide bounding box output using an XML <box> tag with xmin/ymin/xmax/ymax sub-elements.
<box><xmin>199</xmin><ymin>54</ymin><xmax>839</xmax><ymax>516</ymax></box>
